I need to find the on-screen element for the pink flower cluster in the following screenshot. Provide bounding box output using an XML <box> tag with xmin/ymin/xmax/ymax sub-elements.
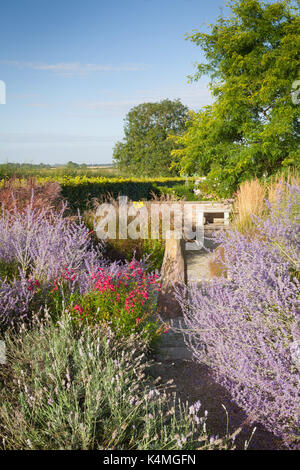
<box><xmin>27</xmin><ymin>278</ymin><xmax>40</xmax><ymax>291</ymax></box>
<box><xmin>51</xmin><ymin>266</ymin><xmax>79</xmax><ymax>293</ymax></box>
<box><xmin>90</xmin><ymin>260</ymin><xmax>161</xmax><ymax>315</ymax></box>
<box><xmin>73</xmin><ymin>304</ymin><xmax>84</xmax><ymax>315</ymax></box>
<box><xmin>61</xmin><ymin>266</ymin><xmax>77</xmax><ymax>282</ymax></box>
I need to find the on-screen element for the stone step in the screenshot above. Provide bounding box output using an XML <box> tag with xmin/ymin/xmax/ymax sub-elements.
<box><xmin>155</xmin><ymin>346</ymin><xmax>193</xmax><ymax>362</ymax></box>
<box><xmin>154</xmin><ymin>318</ymin><xmax>194</xmax><ymax>361</ymax></box>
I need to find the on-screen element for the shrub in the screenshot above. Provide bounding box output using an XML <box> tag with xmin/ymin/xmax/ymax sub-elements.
<box><xmin>142</xmin><ymin>239</ymin><xmax>165</xmax><ymax>272</ymax></box>
<box><xmin>0</xmin><ymin>191</ymin><xmax>162</xmax><ymax>342</ymax></box>
<box><xmin>49</xmin><ymin>260</ymin><xmax>162</xmax><ymax>344</ymax></box>
<box><xmin>176</xmin><ymin>183</ymin><xmax>300</xmax><ymax>447</ymax></box>
<box><xmin>0</xmin><ymin>312</ymin><xmax>233</xmax><ymax>450</ymax></box>
<box><xmin>0</xmin><ymin>199</ymin><xmax>104</xmax><ymax>327</ymax></box>
<box><xmin>31</xmin><ymin>176</ymin><xmax>195</xmax><ymax>212</ymax></box>
<box><xmin>232</xmin><ymin>170</ymin><xmax>300</xmax><ymax>233</ymax></box>
<box><xmin>103</xmin><ymin>238</ymin><xmax>165</xmax><ymax>272</ymax></box>
<box><xmin>0</xmin><ymin>178</ymin><xmax>63</xmax><ymax>213</ymax></box>
<box><xmin>154</xmin><ymin>180</ymin><xmax>220</xmax><ymax>202</ymax></box>
<box><xmin>154</xmin><ymin>183</ymin><xmax>195</xmax><ymax>201</ymax></box>
<box><xmin>84</xmin><ymin>194</ymin><xmax>165</xmax><ymax>270</ymax></box>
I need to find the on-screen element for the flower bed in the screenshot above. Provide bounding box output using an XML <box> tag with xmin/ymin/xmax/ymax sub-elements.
<box><xmin>176</xmin><ymin>183</ymin><xmax>300</xmax><ymax>448</ymax></box>
<box><xmin>0</xmin><ymin>192</ymin><xmax>238</xmax><ymax>450</ymax></box>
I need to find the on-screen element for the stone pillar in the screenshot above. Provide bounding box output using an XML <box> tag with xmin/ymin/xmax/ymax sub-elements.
<box><xmin>157</xmin><ymin>232</ymin><xmax>186</xmax><ymax>319</ymax></box>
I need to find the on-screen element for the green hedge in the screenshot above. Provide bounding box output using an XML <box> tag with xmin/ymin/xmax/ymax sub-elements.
<box><xmin>55</xmin><ymin>176</ymin><xmax>195</xmax><ymax>211</ymax></box>
<box><xmin>61</xmin><ymin>178</ymin><xmax>195</xmax><ymax>211</ymax></box>
<box><xmin>0</xmin><ymin>175</ymin><xmax>196</xmax><ymax>211</ymax></box>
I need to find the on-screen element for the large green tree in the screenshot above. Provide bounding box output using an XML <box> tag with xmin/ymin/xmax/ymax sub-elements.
<box><xmin>113</xmin><ymin>99</ymin><xmax>189</xmax><ymax>176</ymax></box>
<box><xmin>171</xmin><ymin>0</ymin><xmax>300</xmax><ymax>195</ymax></box>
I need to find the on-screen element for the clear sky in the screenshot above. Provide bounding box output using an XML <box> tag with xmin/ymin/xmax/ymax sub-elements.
<box><xmin>0</xmin><ymin>0</ymin><xmax>229</xmax><ymax>165</ymax></box>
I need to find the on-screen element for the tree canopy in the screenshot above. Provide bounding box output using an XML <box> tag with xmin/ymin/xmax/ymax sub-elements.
<box><xmin>170</xmin><ymin>0</ymin><xmax>300</xmax><ymax>196</ymax></box>
<box><xmin>113</xmin><ymin>99</ymin><xmax>189</xmax><ymax>176</ymax></box>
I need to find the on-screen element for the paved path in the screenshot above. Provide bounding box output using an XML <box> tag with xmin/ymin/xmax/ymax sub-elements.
<box><xmin>155</xmin><ymin>225</ymin><xmax>222</xmax><ymax>361</ymax></box>
<box><xmin>185</xmin><ymin>226</ymin><xmax>221</xmax><ymax>283</ymax></box>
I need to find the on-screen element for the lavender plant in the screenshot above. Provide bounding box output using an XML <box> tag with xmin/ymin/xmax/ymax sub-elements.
<box><xmin>176</xmin><ymin>184</ymin><xmax>300</xmax><ymax>448</ymax></box>
<box><xmin>0</xmin><ymin>311</ymin><xmax>236</xmax><ymax>450</ymax></box>
<box><xmin>0</xmin><ymin>193</ymin><xmax>161</xmax><ymax>334</ymax></box>
<box><xmin>0</xmin><ymin>197</ymin><xmax>104</xmax><ymax>326</ymax></box>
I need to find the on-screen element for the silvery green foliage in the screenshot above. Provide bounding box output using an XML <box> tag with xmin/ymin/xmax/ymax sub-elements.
<box><xmin>176</xmin><ymin>184</ymin><xmax>300</xmax><ymax>447</ymax></box>
<box><xmin>0</xmin><ymin>312</ymin><xmax>221</xmax><ymax>450</ymax></box>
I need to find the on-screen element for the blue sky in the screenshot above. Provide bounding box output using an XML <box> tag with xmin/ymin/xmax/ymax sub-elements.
<box><xmin>0</xmin><ymin>0</ymin><xmax>229</xmax><ymax>165</ymax></box>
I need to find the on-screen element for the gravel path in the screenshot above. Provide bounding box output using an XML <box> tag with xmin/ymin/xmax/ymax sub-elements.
<box><xmin>185</xmin><ymin>227</ymin><xmax>220</xmax><ymax>282</ymax></box>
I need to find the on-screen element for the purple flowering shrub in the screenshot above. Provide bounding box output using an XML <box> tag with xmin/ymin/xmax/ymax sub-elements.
<box><xmin>176</xmin><ymin>184</ymin><xmax>300</xmax><ymax>447</ymax></box>
<box><xmin>0</xmin><ymin>199</ymin><xmax>105</xmax><ymax>326</ymax></box>
<box><xmin>0</xmin><ymin>197</ymin><xmax>161</xmax><ymax>340</ymax></box>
